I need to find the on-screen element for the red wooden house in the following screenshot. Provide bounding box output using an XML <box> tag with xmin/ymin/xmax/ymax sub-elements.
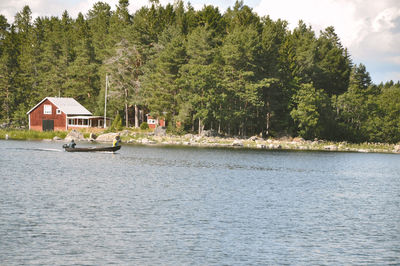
<box><xmin>27</xmin><ymin>97</ymin><xmax>109</xmax><ymax>131</ymax></box>
<box><xmin>146</xmin><ymin>115</ymin><xmax>165</xmax><ymax>129</ymax></box>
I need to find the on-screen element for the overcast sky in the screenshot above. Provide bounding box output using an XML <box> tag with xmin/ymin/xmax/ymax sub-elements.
<box><xmin>1</xmin><ymin>0</ymin><xmax>399</xmax><ymax>84</ymax></box>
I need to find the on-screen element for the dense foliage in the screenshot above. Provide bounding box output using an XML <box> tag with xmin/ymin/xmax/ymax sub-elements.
<box><xmin>1</xmin><ymin>1</ymin><xmax>399</xmax><ymax>143</ymax></box>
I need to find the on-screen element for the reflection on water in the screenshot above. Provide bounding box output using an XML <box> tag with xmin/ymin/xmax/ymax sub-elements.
<box><xmin>1</xmin><ymin>140</ymin><xmax>399</xmax><ymax>265</ymax></box>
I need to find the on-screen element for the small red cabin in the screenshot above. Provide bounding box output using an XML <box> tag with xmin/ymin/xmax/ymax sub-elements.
<box><xmin>27</xmin><ymin>97</ymin><xmax>110</xmax><ymax>131</ymax></box>
<box><xmin>146</xmin><ymin>115</ymin><xmax>165</xmax><ymax>129</ymax></box>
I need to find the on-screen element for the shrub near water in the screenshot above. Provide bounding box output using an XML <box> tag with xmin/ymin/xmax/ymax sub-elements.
<box><xmin>0</xmin><ymin>129</ymin><xmax>67</xmax><ymax>140</ymax></box>
<box><xmin>140</xmin><ymin>122</ymin><xmax>149</xmax><ymax>130</ymax></box>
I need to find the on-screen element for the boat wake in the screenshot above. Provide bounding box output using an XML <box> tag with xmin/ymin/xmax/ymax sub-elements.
<box><xmin>38</xmin><ymin>148</ymin><xmax>63</xmax><ymax>152</ymax></box>
<box><xmin>12</xmin><ymin>148</ymin><xmax>63</xmax><ymax>152</ymax></box>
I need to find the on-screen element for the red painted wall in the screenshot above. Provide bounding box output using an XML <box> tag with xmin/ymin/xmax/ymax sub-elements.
<box><xmin>29</xmin><ymin>99</ymin><xmax>66</xmax><ymax>131</ymax></box>
<box><xmin>147</xmin><ymin>115</ymin><xmax>165</xmax><ymax>129</ymax></box>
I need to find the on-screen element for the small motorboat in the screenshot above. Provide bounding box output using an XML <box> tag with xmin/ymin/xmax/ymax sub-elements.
<box><xmin>62</xmin><ymin>144</ymin><xmax>121</xmax><ymax>152</ymax></box>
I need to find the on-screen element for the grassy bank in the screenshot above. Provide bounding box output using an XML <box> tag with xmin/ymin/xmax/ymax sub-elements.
<box><xmin>0</xmin><ymin>129</ymin><xmax>67</xmax><ymax>140</ymax></box>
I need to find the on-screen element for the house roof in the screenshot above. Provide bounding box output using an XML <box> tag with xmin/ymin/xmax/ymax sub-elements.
<box><xmin>26</xmin><ymin>97</ymin><xmax>92</xmax><ymax>115</ymax></box>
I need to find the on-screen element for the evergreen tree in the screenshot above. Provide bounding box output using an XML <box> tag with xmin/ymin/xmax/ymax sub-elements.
<box><xmin>224</xmin><ymin>1</ymin><xmax>261</xmax><ymax>32</ymax></box>
<box><xmin>349</xmin><ymin>63</ymin><xmax>372</xmax><ymax>90</ymax></box>
<box><xmin>335</xmin><ymin>64</ymin><xmax>376</xmax><ymax>141</ymax></box>
<box><xmin>258</xmin><ymin>17</ymin><xmax>292</xmax><ymax>136</ymax></box>
<box><xmin>314</xmin><ymin>26</ymin><xmax>351</xmax><ymax>96</ymax></box>
<box><xmin>0</xmin><ymin>15</ymin><xmax>9</xmax><ymax>57</ymax></box>
<box><xmin>287</xmin><ymin>21</ymin><xmax>317</xmax><ymax>85</ymax></box>
<box><xmin>220</xmin><ymin>25</ymin><xmax>263</xmax><ymax>135</ymax></box>
<box><xmin>290</xmin><ymin>83</ymin><xmax>333</xmax><ymax>139</ymax></box>
<box><xmin>109</xmin><ymin>0</ymin><xmax>132</xmax><ymax>45</ymax></box>
<box><xmin>64</xmin><ymin>13</ymin><xmax>99</xmax><ymax>109</ymax></box>
<box><xmin>87</xmin><ymin>2</ymin><xmax>112</xmax><ymax>60</ymax></box>
<box><xmin>35</xmin><ymin>17</ymin><xmax>63</xmax><ymax>100</ymax></box>
<box><xmin>196</xmin><ymin>5</ymin><xmax>225</xmax><ymax>37</ymax></box>
<box><xmin>13</xmin><ymin>5</ymin><xmax>36</xmax><ymax>125</ymax></box>
<box><xmin>178</xmin><ymin>26</ymin><xmax>218</xmax><ymax>133</ymax></box>
<box><xmin>142</xmin><ymin>25</ymin><xmax>186</xmax><ymax>124</ymax></box>
<box><xmin>0</xmin><ymin>24</ymin><xmax>19</xmax><ymax>124</ymax></box>
<box><xmin>367</xmin><ymin>84</ymin><xmax>400</xmax><ymax>143</ymax></box>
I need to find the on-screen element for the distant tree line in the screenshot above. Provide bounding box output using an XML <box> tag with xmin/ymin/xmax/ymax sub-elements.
<box><xmin>1</xmin><ymin>0</ymin><xmax>399</xmax><ymax>143</ymax></box>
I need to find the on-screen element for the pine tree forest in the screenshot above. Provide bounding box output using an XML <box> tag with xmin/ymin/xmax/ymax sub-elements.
<box><xmin>1</xmin><ymin>0</ymin><xmax>400</xmax><ymax>143</ymax></box>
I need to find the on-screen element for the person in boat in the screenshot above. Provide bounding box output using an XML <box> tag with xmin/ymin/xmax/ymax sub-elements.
<box><xmin>112</xmin><ymin>135</ymin><xmax>120</xmax><ymax>147</ymax></box>
<box><xmin>69</xmin><ymin>139</ymin><xmax>76</xmax><ymax>148</ymax></box>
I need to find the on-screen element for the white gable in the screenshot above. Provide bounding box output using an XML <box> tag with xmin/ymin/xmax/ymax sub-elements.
<box><xmin>26</xmin><ymin>97</ymin><xmax>92</xmax><ymax>115</ymax></box>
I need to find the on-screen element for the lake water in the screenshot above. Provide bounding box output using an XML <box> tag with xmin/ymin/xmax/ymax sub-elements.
<box><xmin>0</xmin><ymin>140</ymin><xmax>399</xmax><ymax>265</ymax></box>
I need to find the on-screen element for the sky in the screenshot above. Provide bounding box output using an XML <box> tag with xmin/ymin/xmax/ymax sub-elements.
<box><xmin>1</xmin><ymin>0</ymin><xmax>399</xmax><ymax>84</ymax></box>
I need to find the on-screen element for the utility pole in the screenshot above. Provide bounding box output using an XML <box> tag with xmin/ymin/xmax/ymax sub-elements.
<box><xmin>104</xmin><ymin>74</ymin><xmax>108</xmax><ymax>128</ymax></box>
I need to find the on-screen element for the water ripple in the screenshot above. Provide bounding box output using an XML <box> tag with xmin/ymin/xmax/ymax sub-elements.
<box><xmin>0</xmin><ymin>140</ymin><xmax>399</xmax><ymax>265</ymax></box>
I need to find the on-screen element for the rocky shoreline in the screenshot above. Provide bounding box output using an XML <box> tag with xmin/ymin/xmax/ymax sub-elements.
<box><xmin>59</xmin><ymin>129</ymin><xmax>400</xmax><ymax>154</ymax></box>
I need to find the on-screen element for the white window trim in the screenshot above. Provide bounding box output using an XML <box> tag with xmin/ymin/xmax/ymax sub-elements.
<box><xmin>67</xmin><ymin>118</ymin><xmax>90</xmax><ymax>127</ymax></box>
<box><xmin>44</xmin><ymin>104</ymin><xmax>52</xmax><ymax>114</ymax></box>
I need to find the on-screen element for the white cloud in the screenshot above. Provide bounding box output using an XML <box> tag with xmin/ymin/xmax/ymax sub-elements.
<box><xmin>372</xmin><ymin>7</ymin><xmax>400</xmax><ymax>32</ymax></box>
<box><xmin>386</xmin><ymin>56</ymin><xmax>400</xmax><ymax>65</ymax></box>
<box><xmin>254</xmin><ymin>0</ymin><xmax>400</xmax><ymax>83</ymax></box>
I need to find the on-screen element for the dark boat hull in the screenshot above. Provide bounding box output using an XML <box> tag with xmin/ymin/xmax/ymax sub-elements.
<box><xmin>63</xmin><ymin>145</ymin><xmax>121</xmax><ymax>152</ymax></box>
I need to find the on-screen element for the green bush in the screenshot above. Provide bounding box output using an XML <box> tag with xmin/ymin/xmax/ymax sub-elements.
<box><xmin>110</xmin><ymin>113</ymin><xmax>123</xmax><ymax>131</ymax></box>
<box><xmin>140</xmin><ymin>122</ymin><xmax>149</xmax><ymax>130</ymax></box>
<box><xmin>167</xmin><ymin>122</ymin><xmax>186</xmax><ymax>135</ymax></box>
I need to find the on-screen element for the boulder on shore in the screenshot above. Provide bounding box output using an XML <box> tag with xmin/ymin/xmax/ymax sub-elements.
<box><xmin>324</xmin><ymin>145</ymin><xmax>338</xmax><ymax>151</ymax></box>
<box><xmin>393</xmin><ymin>145</ymin><xmax>400</xmax><ymax>153</ymax></box>
<box><xmin>248</xmin><ymin>135</ymin><xmax>262</xmax><ymax>141</ymax></box>
<box><xmin>119</xmin><ymin>130</ymin><xmax>131</xmax><ymax>137</ymax></box>
<box><xmin>96</xmin><ymin>133</ymin><xmax>119</xmax><ymax>142</ymax></box>
<box><xmin>268</xmin><ymin>144</ymin><xmax>282</xmax><ymax>149</ymax></box>
<box><xmin>201</xmin><ymin>129</ymin><xmax>218</xmax><ymax>137</ymax></box>
<box><xmin>154</xmin><ymin>126</ymin><xmax>167</xmax><ymax>136</ymax></box>
<box><xmin>184</xmin><ymin>134</ymin><xmax>194</xmax><ymax>139</ymax></box>
<box><xmin>141</xmin><ymin>138</ymin><xmax>157</xmax><ymax>144</ymax></box>
<box><xmin>64</xmin><ymin>129</ymin><xmax>85</xmax><ymax>141</ymax></box>
<box><xmin>232</xmin><ymin>139</ymin><xmax>244</xmax><ymax>147</ymax></box>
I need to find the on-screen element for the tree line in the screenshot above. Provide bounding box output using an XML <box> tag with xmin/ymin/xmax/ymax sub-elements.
<box><xmin>1</xmin><ymin>0</ymin><xmax>399</xmax><ymax>143</ymax></box>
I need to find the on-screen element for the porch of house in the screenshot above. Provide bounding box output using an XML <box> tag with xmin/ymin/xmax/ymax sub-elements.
<box><xmin>67</xmin><ymin>116</ymin><xmax>111</xmax><ymax>130</ymax></box>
